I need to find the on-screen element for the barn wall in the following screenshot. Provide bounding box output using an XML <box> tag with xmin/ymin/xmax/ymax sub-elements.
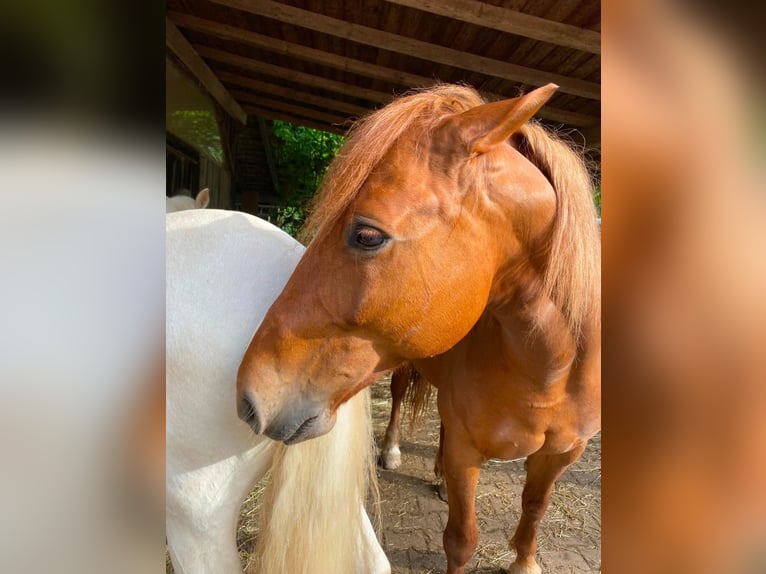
<box><xmin>166</xmin><ymin>57</ymin><xmax>231</xmax><ymax>209</ymax></box>
<box><xmin>199</xmin><ymin>156</ymin><xmax>231</xmax><ymax>209</ymax></box>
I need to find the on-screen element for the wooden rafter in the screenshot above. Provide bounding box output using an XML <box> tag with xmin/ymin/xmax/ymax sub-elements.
<box><xmin>207</xmin><ymin>0</ymin><xmax>600</xmax><ymax>100</ymax></box>
<box><xmin>231</xmin><ymin>90</ymin><xmax>350</xmax><ymax>125</ymax></box>
<box><xmin>165</xmin><ymin>18</ymin><xmax>247</xmax><ymax>124</ymax></box>
<box><xmin>171</xmin><ymin>12</ymin><xmax>597</xmax><ymax>127</ymax></box>
<box><xmin>217</xmin><ymin>71</ymin><xmax>370</xmax><ymax>117</ymax></box>
<box><xmin>386</xmin><ymin>0</ymin><xmax>600</xmax><ymax>54</ymax></box>
<box><xmin>256</xmin><ymin>117</ymin><xmax>280</xmax><ymax>194</ymax></box>
<box><xmin>242</xmin><ymin>106</ymin><xmax>346</xmax><ymax>135</ymax></box>
<box><xmin>197</xmin><ymin>46</ymin><xmax>391</xmax><ymax>103</ymax></box>
<box><xmin>200</xmin><ymin>50</ymin><xmax>599</xmax><ymax>130</ymax></box>
<box><xmin>169</xmin><ymin>11</ymin><xmax>432</xmax><ymax>87</ymax></box>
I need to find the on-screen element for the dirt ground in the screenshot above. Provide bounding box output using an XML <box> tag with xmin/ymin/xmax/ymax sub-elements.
<box><xmin>234</xmin><ymin>377</ymin><xmax>601</xmax><ymax>574</ymax></box>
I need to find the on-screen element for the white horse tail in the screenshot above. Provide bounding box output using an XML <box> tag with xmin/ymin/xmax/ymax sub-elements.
<box><xmin>250</xmin><ymin>387</ymin><xmax>387</xmax><ymax>574</ymax></box>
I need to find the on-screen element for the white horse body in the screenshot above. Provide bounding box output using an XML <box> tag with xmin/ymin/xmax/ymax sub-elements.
<box><xmin>166</xmin><ymin>209</ymin><xmax>389</xmax><ymax>573</ymax></box>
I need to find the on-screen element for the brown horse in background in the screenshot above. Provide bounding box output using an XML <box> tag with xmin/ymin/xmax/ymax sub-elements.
<box><xmin>238</xmin><ymin>83</ymin><xmax>601</xmax><ymax>574</ymax></box>
<box><xmin>378</xmin><ymin>364</ymin><xmax>451</xmax><ymax>498</ymax></box>
<box><xmin>378</xmin><ymin>365</ymin><xmax>428</xmax><ymax>469</ymax></box>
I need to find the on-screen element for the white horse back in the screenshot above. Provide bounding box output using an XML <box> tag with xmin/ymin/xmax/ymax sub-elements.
<box><xmin>166</xmin><ymin>210</ymin><xmax>303</xmax><ymax>471</ymax></box>
<box><xmin>166</xmin><ymin>210</ymin><xmax>303</xmax><ymax>573</ymax></box>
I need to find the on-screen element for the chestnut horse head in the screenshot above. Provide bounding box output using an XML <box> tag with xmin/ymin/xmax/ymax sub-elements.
<box><xmin>238</xmin><ymin>84</ymin><xmax>599</xmax><ymax>443</ymax></box>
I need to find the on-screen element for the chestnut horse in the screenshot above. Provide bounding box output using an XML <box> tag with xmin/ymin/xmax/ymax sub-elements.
<box><xmin>238</xmin><ymin>84</ymin><xmax>601</xmax><ymax>574</ymax></box>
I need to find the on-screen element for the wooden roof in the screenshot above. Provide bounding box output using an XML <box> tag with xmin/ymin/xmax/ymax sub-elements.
<box><xmin>167</xmin><ymin>0</ymin><xmax>600</xmax><ymax>147</ymax></box>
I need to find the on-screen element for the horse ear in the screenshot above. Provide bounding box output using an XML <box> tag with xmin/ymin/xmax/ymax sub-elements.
<box><xmin>195</xmin><ymin>188</ymin><xmax>210</xmax><ymax>209</ymax></box>
<box><xmin>457</xmin><ymin>84</ymin><xmax>558</xmax><ymax>155</ymax></box>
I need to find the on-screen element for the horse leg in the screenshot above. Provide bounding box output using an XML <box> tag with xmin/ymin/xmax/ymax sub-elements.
<box><xmin>441</xmin><ymin>427</ymin><xmax>483</xmax><ymax>574</ymax></box>
<box><xmin>379</xmin><ymin>366</ymin><xmax>408</xmax><ymax>469</ymax></box>
<box><xmin>508</xmin><ymin>443</ymin><xmax>587</xmax><ymax>574</ymax></box>
<box><xmin>434</xmin><ymin>422</ymin><xmax>448</xmax><ymax>501</ymax></box>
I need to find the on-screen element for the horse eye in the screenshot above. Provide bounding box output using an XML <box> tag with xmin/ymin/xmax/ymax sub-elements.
<box><xmin>352</xmin><ymin>226</ymin><xmax>387</xmax><ymax>251</ymax></box>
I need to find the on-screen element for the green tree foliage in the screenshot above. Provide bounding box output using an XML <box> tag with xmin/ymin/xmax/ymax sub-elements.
<box><xmin>271</xmin><ymin>121</ymin><xmax>345</xmax><ymax>236</ymax></box>
<box><xmin>168</xmin><ymin>110</ymin><xmax>224</xmax><ymax>165</ymax></box>
<box><xmin>274</xmin><ymin>205</ymin><xmax>306</xmax><ymax>239</ymax></box>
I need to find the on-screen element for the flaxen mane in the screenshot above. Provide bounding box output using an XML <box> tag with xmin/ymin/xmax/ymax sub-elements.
<box><xmin>300</xmin><ymin>85</ymin><xmax>600</xmax><ymax>342</ymax></box>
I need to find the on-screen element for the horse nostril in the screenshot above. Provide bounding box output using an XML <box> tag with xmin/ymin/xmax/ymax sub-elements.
<box><xmin>238</xmin><ymin>393</ymin><xmax>261</xmax><ymax>434</ymax></box>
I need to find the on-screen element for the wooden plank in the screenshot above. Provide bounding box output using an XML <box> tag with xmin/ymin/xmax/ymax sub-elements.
<box><xmin>169</xmin><ymin>11</ymin><xmax>431</xmax><ymax>88</ymax></box>
<box><xmin>256</xmin><ymin>117</ymin><xmax>280</xmax><ymax>194</ymax></box>
<box><xmin>385</xmin><ymin>0</ymin><xmax>600</xmax><ymax>54</ymax></box>
<box><xmin>208</xmin><ymin>0</ymin><xmax>600</xmax><ymax>100</ymax></box>
<box><xmin>243</xmin><ymin>106</ymin><xmax>347</xmax><ymax>135</ymax></box>
<box><xmin>231</xmin><ymin>90</ymin><xmax>351</xmax><ymax>125</ymax></box>
<box><xmin>165</xmin><ymin>18</ymin><xmax>246</xmax><ymax>124</ymax></box>
<box><xmin>198</xmin><ymin>46</ymin><xmax>392</xmax><ymax>104</ymax></box>
<box><xmin>202</xmin><ymin>46</ymin><xmax>597</xmax><ymax>127</ymax></box>
<box><xmin>171</xmin><ymin>13</ymin><xmax>596</xmax><ymax>126</ymax></box>
<box><xmin>217</xmin><ymin>71</ymin><xmax>370</xmax><ymax>116</ymax></box>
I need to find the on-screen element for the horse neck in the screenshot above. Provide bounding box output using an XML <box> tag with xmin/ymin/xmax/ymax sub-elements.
<box><xmin>481</xmin><ymin>241</ymin><xmax>578</xmax><ymax>373</ymax></box>
<box><xmin>465</xmin><ymin>142</ymin><xmax>581</xmax><ymax>361</ymax></box>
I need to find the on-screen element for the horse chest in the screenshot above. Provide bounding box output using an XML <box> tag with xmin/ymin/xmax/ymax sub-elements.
<box><xmin>454</xmin><ymin>379</ymin><xmax>576</xmax><ymax>457</ymax></box>
<box><xmin>420</xmin><ymin>331</ymin><xmax>588</xmax><ymax>460</ymax></box>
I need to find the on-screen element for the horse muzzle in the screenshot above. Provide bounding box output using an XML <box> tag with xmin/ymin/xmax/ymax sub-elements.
<box><xmin>238</xmin><ymin>390</ymin><xmax>336</xmax><ymax>444</ymax></box>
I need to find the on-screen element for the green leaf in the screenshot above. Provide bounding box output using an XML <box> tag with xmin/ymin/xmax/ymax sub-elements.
<box><xmin>270</xmin><ymin>120</ymin><xmax>345</xmax><ymax>235</ymax></box>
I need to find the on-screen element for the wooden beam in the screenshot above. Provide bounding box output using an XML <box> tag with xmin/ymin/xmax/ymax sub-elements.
<box><xmin>165</xmin><ymin>18</ymin><xmax>246</xmax><ymax>124</ymax></box>
<box><xmin>243</xmin><ymin>106</ymin><xmax>347</xmax><ymax>135</ymax></box>
<box><xmin>171</xmin><ymin>13</ymin><xmax>597</xmax><ymax>127</ymax></box>
<box><xmin>385</xmin><ymin>0</ymin><xmax>600</xmax><ymax>54</ymax></box>
<box><xmin>217</xmin><ymin>71</ymin><xmax>370</xmax><ymax>116</ymax></box>
<box><xmin>197</xmin><ymin>46</ymin><xmax>391</xmax><ymax>104</ymax></box>
<box><xmin>208</xmin><ymin>0</ymin><xmax>600</xmax><ymax>100</ymax></box>
<box><xmin>256</xmin><ymin>117</ymin><xmax>280</xmax><ymax>194</ymax></box>
<box><xmin>201</xmin><ymin>46</ymin><xmax>597</xmax><ymax>128</ymax></box>
<box><xmin>169</xmin><ymin>12</ymin><xmax>434</xmax><ymax>88</ymax></box>
<box><xmin>231</xmin><ymin>90</ymin><xmax>350</xmax><ymax>125</ymax></box>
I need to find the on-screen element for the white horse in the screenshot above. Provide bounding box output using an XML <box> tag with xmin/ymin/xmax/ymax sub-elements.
<box><xmin>166</xmin><ymin>209</ymin><xmax>390</xmax><ymax>574</ymax></box>
<box><xmin>166</xmin><ymin>187</ymin><xmax>210</xmax><ymax>213</ymax></box>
